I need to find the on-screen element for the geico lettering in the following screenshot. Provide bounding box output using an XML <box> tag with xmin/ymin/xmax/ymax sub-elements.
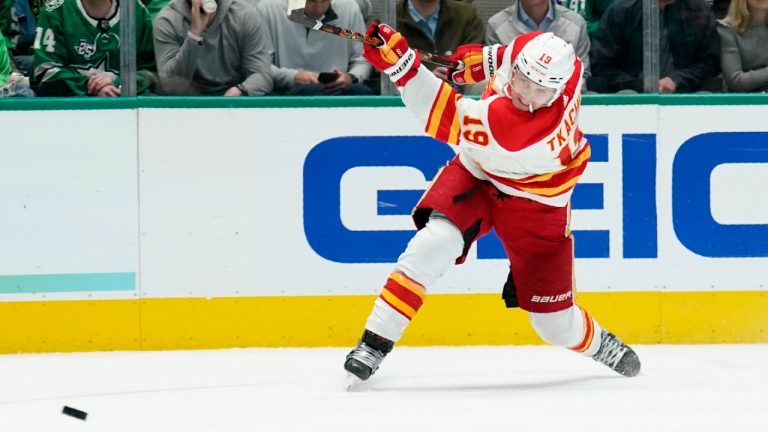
<box><xmin>304</xmin><ymin>132</ymin><xmax>768</xmax><ymax>263</ymax></box>
<box><xmin>302</xmin><ymin>133</ymin><xmax>666</xmax><ymax>263</ymax></box>
<box><xmin>531</xmin><ymin>292</ymin><xmax>573</xmax><ymax>303</ymax></box>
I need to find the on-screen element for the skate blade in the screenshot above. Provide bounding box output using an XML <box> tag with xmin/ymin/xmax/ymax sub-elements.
<box><xmin>345</xmin><ymin>372</ymin><xmax>365</xmax><ymax>391</ymax></box>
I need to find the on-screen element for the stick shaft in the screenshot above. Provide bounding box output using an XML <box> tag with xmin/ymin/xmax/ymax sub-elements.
<box><xmin>296</xmin><ymin>18</ymin><xmax>460</xmax><ymax>68</ymax></box>
<box><xmin>319</xmin><ymin>24</ymin><xmax>459</xmax><ymax>68</ymax></box>
<box><xmin>318</xmin><ymin>25</ymin><xmax>382</xmax><ymax>46</ymax></box>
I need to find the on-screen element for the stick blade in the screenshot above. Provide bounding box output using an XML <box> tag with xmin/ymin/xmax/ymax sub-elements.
<box><xmin>286</xmin><ymin>0</ymin><xmax>322</xmax><ymax>30</ymax></box>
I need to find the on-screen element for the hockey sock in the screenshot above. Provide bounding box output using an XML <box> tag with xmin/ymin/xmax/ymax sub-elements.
<box><xmin>569</xmin><ymin>306</ymin><xmax>602</xmax><ymax>357</ymax></box>
<box><xmin>530</xmin><ymin>305</ymin><xmax>603</xmax><ymax>357</ymax></box>
<box><xmin>365</xmin><ymin>271</ymin><xmax>426</xmax><ymax>342</ymax></box>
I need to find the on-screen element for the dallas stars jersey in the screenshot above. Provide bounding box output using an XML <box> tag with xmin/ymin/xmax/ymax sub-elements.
<box><xmin>0</xmin><ymin>33</ymin><xmax>10</xmax><ymax>85</ymax></box>
<box><xmin>0</xmin><ymin>0</ymin><xmax>11</xmax><ymax>43</ymax></box>
<box><xmin>32</xmin><ymin>0</ymin><xmax>156</xmax><ymax>96</ymax></box>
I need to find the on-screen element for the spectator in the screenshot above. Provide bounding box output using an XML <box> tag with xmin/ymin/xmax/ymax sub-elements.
<box><xmin>717</xmin><ymin>0</ymin><xmax>768</xmax><ymax>92</ymax></box>
<box><xmin>0</xmin><ymin>32</ymin><xmax>10</xmax><ymax>80</ymax></box>
<box><xmin>589</xmin><ymin>0</ymin><xmax>720</xmax><ymax>93</ymax></box>
<box><xmin>1</xmin><ymin>31</ymin><xmax>33</xmax><ymax>96</ymax></box>
<box><xmin>356</xmin><ymin>0</ymin><xmax>371</xmax><ymax>22</ymax></box>
<box><xmin>258</xmin><ymin>0</ymin><xmax>372</xmax><ymax>95</ymax></box>
<box><xmin>154</xmin><ymin>0</ymin><xmax>272</xmax><ymax>95</ymax></box>
<box><xmin>396</xmin><ymin>0</ymin><xmax>485</xmax><ymax>68</ymax></box>
<box><xmin>561</xmin><ymin>0</ymin><xmax>614</xmax><ymax>35</ymax></box>
<box><xmin>8</xmin><ymin>0</ymin><xmax>37</xmax><ymax>76</ymax></box>
<box><xmin>486</xmin><ymin>0</ymin><xmax>591</xmax><ymax>78</ymax></box>
<box><xmin>1</xmin><ymin>0</ymin><xmax>11</xmax><ymax>42</ymax></box>
<box><xmin>32</xmin><ymin>0</ymin><xmax>156</xmax><ymax>96</ymax></box>
<box><xmin>713</xmin><ymin>0</ymin><xmax>730</xmax><ymax>18</ymax></box>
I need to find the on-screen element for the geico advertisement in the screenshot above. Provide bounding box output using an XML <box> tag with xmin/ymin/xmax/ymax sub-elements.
<box><xmin>137</xmin><ymin>106</ymin><xmax>767</xmax><ymax>298</ymax></box>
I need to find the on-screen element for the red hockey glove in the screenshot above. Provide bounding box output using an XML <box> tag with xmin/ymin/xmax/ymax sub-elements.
<box><xmin>447</xmin><ymin>44</ymin><xmax>484</xmax><ymax>85</ymax></box>
<box><xmin>363</xmin><ymin>21</ymin><xmax>421</xmax><ymax>87</ymax></box>
<box><xmin>446</xmin><ymin>44</ymin><xmax>505</xmax><ymax>85</ymax></box>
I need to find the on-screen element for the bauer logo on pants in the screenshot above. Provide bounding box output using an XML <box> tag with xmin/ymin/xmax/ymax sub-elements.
<box><xmin>531</xmin><ymin>292</ymin><xmax>573</xmax><ymax>303</ymax></box>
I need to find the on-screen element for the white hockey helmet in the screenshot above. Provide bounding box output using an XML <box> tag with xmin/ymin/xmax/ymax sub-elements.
<box><xmin>512</xmin><ymin>33</ymin><xmax>576</xmax><ymax>106</ymax></box>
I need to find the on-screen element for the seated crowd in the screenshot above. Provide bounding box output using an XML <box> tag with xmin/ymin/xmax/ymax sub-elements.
<box><xmin>0</xmin><ymin>0</ymin><xmax>766</xmax><ymax>96</ymax></box>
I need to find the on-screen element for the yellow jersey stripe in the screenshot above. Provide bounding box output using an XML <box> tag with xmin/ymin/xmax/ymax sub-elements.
<box><xmin>518</xmin><ymin>175</ymin><xmax>582</xmax><ymax>196</ymax></box>
<box><xmin>446</xmin><ymin>96</ymin><xmax>461</xmax><ymax>145</ymax></box>
<box><xmin>426</xmin><ymin>85</ymin><xmax>453</xmax><ymax>137</ymax></box>
<box><xmin>515</xmin><ymin>145</ymin><xmax>591</xmax><ymax>184</ymax></box>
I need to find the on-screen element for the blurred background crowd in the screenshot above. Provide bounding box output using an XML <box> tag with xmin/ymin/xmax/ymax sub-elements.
<box><xmin>1</xmin><ymin>0</ymin><xmax>766</xmax><ymax>97</ymax></box>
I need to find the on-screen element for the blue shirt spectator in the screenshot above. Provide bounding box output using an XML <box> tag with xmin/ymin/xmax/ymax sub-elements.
<box><xmin>407</xmin><ymin>0</ymin><xmax>439</xmax><ymax>40</ymax></box>
<box><xmin>518</xmin><ymin>0</ymin><xmax>556</xmax><ymax>30</ymax></box>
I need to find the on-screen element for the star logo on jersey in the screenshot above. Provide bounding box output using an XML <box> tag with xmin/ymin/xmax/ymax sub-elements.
<box><xmin>73</xmin><ymin>54</ymin><xmax>117</xmax><ymax>79</ymax></box>
<box><xmin>44</xmin><ymin>0</ymin><xmax>64</xmax><ymax>11</ymax></box>
<box><xmin>75</xmin><ymin>40</ymin><xmax>97</xmax><ymax>60</ymax></box>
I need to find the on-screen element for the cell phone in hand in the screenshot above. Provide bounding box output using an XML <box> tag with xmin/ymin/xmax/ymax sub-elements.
<box><xmin>318</xmin><ymin>72</ymin><xmax>340</xmax><ymax>84</ymax></box>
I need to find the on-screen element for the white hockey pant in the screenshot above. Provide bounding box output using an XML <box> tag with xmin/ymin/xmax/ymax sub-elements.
<box><xmin>365</xmin><ymin>212</ymin><xmax>464</xmax><ymax>342</ymax></box>
<box><xmin>364</xmin><ymin>212</ymin><xmax>604</xmax><ymax>357</ymax></box>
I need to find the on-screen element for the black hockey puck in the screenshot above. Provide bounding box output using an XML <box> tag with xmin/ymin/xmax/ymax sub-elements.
<box><xmin>62</xmin><ymin>405</ymin><xmax>88</xmax><ymax>420</ymax></box>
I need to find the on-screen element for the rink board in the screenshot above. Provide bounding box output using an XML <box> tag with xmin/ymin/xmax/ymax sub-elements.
<box><xmin>0</xmin><ymin>291</ymin><xmax>766</xmax><ymax>353</ymax></box>
<box><xmin>0</xmin><ymin>96</ymin><xmax>766</xmax><ymax>353</ymax></box>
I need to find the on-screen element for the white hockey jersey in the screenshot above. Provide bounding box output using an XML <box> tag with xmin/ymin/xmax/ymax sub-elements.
<box><xmin>399</xmin><ymin>31</ymin><xmax>590</xmax><ymax>208</ymax></box>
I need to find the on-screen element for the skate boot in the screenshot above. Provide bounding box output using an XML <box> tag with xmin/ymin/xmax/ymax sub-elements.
<box><xmin>592</xmin><ymin>330</ymin><xmax>641</xmax><ymax>377</ymax></box>
<box><xmin>344</xmin><ymin>330</ymin><xmax>394</xmax><ymax>382</ymax></box>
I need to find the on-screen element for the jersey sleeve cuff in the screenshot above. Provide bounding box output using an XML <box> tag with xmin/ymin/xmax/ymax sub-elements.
<box><xmin>186</xmin><ymin>31</ymin><xmax>204</xmax><ymax>45</ymax></box>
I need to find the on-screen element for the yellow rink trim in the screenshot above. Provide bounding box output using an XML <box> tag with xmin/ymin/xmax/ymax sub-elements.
<box><xmin>0</xmin><ymin>291</ymin><xmax>766</xmax><ymax>354</ymax></box>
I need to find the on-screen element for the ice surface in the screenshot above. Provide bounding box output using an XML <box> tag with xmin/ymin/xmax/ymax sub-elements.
<box><xmin>0</xmin><ymin>345</ymin><xmax>765</xmax><ymax>432</ymax></box>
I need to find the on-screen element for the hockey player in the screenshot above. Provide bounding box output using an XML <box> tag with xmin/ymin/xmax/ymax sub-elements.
<box><xmin>344</xmin><ymin>23</ymin><xmax>641</xmax><ymax>384</ymax></box>
<box><xmin>31</xmin><ymin>0</ymin><xmax>156</xmax><ymax>96</ymax></box>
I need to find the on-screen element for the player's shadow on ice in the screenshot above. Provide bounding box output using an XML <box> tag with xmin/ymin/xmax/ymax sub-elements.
<box><xmin>372</xmin><ymin>375</ymin><xmax>616</xmax><ymax>392</ymax></box>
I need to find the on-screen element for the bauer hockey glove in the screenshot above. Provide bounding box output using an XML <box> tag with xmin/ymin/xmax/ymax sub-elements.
<box><xmin>446</xmin><ymin>44</ymin><xmax>505</xmax><ymax>85</ymax></box>
<box><xmin>363</xmin><ymin>21</ymin><xmax>421</xmax><ymax>87</ymax></box>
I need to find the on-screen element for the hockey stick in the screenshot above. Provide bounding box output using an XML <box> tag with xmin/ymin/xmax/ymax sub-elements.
<box><xmin>286</xmin><ymin>0</ymin><xmax>459</xmax><ymax>68</ymax></box>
